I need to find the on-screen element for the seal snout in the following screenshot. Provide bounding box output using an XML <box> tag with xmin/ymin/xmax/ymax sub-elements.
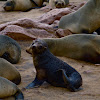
<box><xmin>3</xmin><ymin>1</ymin><xmax>15</xmax><ymax>11</ymax></box>
<box><xmin>55</xmin><ymin>0</ymin><xmax>65</xmax><ymax>8</ymax></box>
<box><xmin>30</xmin><ymin>39</ymin><xmax>48</xmax><ymax>54</ymax></box>
<box><xmin>3</xmin><ymin>4</ymin><xmax>11</xmax><ymax>11</ymax></box>
<box><xmin>31</xmin><ymin>43</ymin><xmax>44</xmax><ymax>50</ymax></box>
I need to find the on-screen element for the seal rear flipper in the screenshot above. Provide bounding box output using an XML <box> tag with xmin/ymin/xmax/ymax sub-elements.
<box><xmin>57</xmin><ymin>69</ymin><xmax>77</xmax><ymax>92</ymax></box>
<box><xmin>1</xmin><ymin>52</ymin><xmax>19</xmax><ymax>64</ymax></box>
<box><xmin>14</xmin><ymin>89</ymin><xmax>24</xmax><ymax>100</ymax></box>
<box><xmin>62</xmin><ymin>70</ymin><xmax>82</xmax><ymax>92</ymax></box>
<box><xmin>25</xmin><ymin>77</ymin><xmax>44</xmax><ymax>89</ymax></box>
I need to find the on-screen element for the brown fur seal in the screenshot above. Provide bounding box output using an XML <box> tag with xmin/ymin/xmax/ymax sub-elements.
<box><xmin>3</xmin><ymin>0</ymin><xmax>48</xmax><ymax>11</ymax></box>
<box><xmin>0</xmin><ymin>35</ymin><xmax>21</xmax><ymax>64</ymax></box>
<box><xmin>25</xmin><ymin>39</ymin><xmax>82</xmax><ymax>92</ymax></box>
<box><xmin>59</xmin><ymin>0</ymin><xmax>100</xmax><ymax>34</ymax></box>
<box><xmin>26</xmin><ymin>34</ymin><xmax>100</xmax><ymax>64</ymax></box>
<box><xmin>49</xmin><ymin>0</ymin><xmax>69</xmax><ymax>8</ymax></box>
<box><xmin>0</xmin><ymin>76</ymin><xmax>24</xmax><ymax>99</ymax></box>
<box><xmin>0</xmin><ymin>58</ymin><xmax>21</xmax><ymax>85</ymax></box>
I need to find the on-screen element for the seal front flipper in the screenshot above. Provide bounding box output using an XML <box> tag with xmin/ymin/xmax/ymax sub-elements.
<box><xmin>15</xmin><ymin>89</ymin><xmax>24</xmax><ymax>100</ymax></box>
<box><xmin>26</xmin><ymin>77</ymin><xmax>44</xmax><ymax>89</ymax></box>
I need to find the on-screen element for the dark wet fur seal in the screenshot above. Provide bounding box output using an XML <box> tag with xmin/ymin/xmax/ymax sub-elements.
<box><xmin>26</xmin><ymin>39</ymin><xmax>82</xmax><ymax>92</ymax></box>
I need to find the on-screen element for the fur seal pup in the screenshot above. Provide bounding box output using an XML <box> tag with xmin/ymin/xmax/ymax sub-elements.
<box><xmin>3</xmin><ymin>0</ymin><xmax>48</xmax><ymax>11</ymax></box>
<box><xmin>49</xmin><ymin>0</ymin><xmax>69</xmax><ymax>8</ymax></box>
<box><xmin>0</xmin><ymin>76</ymin><xmax>24</xmax><ymax>99</ymax></box>
<box><xmin>26</xmin><ymin>34</ymin><xmax>100</xmax><ymax>64</ymax></box>
<box><xmin>26</xmin><ymin>39</ymin><xmax>82</xmax><ymax>92</ymax></box>
<box><xmin>0</xmin><ymin>58</ymin><xmax>21</xmax><ymax>85</ymax></box>
<box><xmin>59</xmin><ymin>0</ymin><xmax>100</xmax><ymax>34</ymax></box>
<box><xmin>0</xmin><ymin>35</ymin><xmax>21</xmax><ymax>64</ymax></box>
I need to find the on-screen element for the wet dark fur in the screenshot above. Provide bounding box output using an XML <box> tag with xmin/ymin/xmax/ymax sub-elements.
<box><xmin>26</xmin><ymin>39</ymin><xmax>82</xmax><ymax>92</ymax></box>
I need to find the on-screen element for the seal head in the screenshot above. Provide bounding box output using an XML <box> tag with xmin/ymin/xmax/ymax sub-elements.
<box><xmin>3</xmin><ymin>0</ymin><xmax>15</xmax><ymax>11</ymax></box>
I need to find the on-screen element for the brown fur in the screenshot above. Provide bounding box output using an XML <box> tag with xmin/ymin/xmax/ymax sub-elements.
<box><xmin>3</xmin><ymin>0</ymin><xmax>47</xmax><ymax>11</ymax></box>
<box><xmin>0</xmin><ymin>76</ymin><xmax>23</xmax><ymax>99</ymax></box>
<box><xmin>0</xmin><ymin>35</ymin><xmax>21</xmax><ymax>64</ymax></box>
<box><xmin>49</xmin><ymin>0</ymin><xmax>69</xmax><ymax>8</ymax></box>
<box><xmin>0</xmin><ymin>58</ymin><xmax>24</xmax><ymax>99</ymax></box>
<box><xmin>59</xmin><ymin>0</ymin><xmax>100</xmax><ymax>33</ymax></box>
<box><xmin>0</xmin><ymin>76</ymin><xmax>18</xmax><ymax>99</ymax></box>
<box><xmin>0</xmin><ymin>58</ymin><xmax>21</xmax><ymax>85</ymax></box>
<box><xmin>27</xmin><ymin>34</ymin><xmax>100</xmax><ymax>63</ymax></box>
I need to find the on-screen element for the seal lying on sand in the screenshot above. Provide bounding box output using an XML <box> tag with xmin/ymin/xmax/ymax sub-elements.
<box><xmin>0</xmin><ymin>58</ymin><xmax>24</xmax><ymax>99</ymax></box>
<box><xmin>26</xmin><ymin>39</ymin><xmax>82</xmax><ymax>92</ymax></box>
<box><xmin>26</xmin><ymin>34</ymin><xmax>100</xmax><ymax>64</ymax></box>
<box><xmin>0</xmin><ymin>58</ymin><xmax>21</xmax><ymax>85</ymax></box>
<box><xmin>59</xmin><ymin>0</ymin><xmax>100</xmax><ymax>34</ymax></box>
<box><xmin>0</xmin><ymin>35</ymin><xmax>21</xmax><ymax>64</ymax></box>
<box><xmin>49</xmin><ymin>0</ymin><xmax>69</xmax><ymax>8</ymax></box>
<box><xmin>0</xmin><ymin>76</ymin><xmax>24</xmax><ymax>99</ymax></box>
<box><xmin>3</xmin><ymin>0</ymin><xmax>49</xmax><ymax>11</ymax></box>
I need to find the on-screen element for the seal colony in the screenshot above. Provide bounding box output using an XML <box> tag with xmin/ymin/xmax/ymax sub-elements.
<box><xmin>0</xmin><ymin>35</ymin><xmax>21</xmax><ymax>64</ymax></box>
<box><xmin>3</xmin><ymin>0</ymin><xmax>49</xmax><ymax>11</ymax></box>
<box><xmin>0</xmin><ymin>35</ymin><xmax>23</xmax><ymax>99</ymax></box>
<box><xmin>0</xmin><ymin>58</ymin><xmax>24</xmax><ymax>99</ymax></box>
<box><xmin>26</xmin><ymin>39</ymin><xmax>82</xmax><ymax>92</ymax></box>
<box><xmin>26</xmin><ymin>34</ymin><xmax>100</xmax><ymax>64</ymax></box>
<box><xmin>59</xmin><ymin>0</ymin><xmax>100</xmax><ymax>34</ymax></box>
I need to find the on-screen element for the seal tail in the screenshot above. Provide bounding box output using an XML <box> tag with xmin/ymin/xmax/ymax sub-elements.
<box><xmin>15</xmin><ymin>89</ymin><xmax>24</xmax><ymax>100</ymax></box>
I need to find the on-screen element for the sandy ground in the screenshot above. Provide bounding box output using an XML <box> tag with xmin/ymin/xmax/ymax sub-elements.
<box><xmin>0</xmin><ymin>0</ymin><xmax>100</xmax><ymax>100</ymax></box>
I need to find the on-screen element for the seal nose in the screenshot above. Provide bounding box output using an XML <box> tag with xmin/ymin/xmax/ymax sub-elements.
<box><xmin>55</xmin><ymin>1</ymin><xmax>58</xmax><ymax>5</ymax></box>
<box><xmin>61</xmin><ymin>2</ymin><xmax>64</xmax><ymax>6</ymax></box>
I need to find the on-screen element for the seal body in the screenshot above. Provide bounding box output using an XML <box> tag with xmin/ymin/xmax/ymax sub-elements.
<box><xmin>0</xmin><ymin>58</ymin><xmax>21</xmax><ymax>85</ymax></box>
<box><xmin>0</xmin><ymin>76</ymin><xmax>24</xmax><ymax>99</ymax></box>
<box><xmin>0</xmin><ymin>35</ymin><xmax>21</xmax><ymax>64</ymax></box>
<box><xmin>49</xmin><ymin>0</ymin><xmax>69</xmax><ymax>8</ymax></box>
<box><xmin>42</xmin><ymin>34</ymin><xmax>100</xmax><ymax>64</ymax></box>
<box><xmin>59</xmin><ymin>0</ymin><xmax>100</xmax><ymax>33</ymax></box>
<box><xmin>0</xmin><ymin>58</ymin><xmax>23</xmax><ymax>99</ymax></box>
<box><xmin>3</xmin><ymin>0</ymin><xmax>48</xmax><ymax>11</ymax></box>
<box><xmin>26</xmin><ymin>34</ymin><xmax>100</xmax><ymax>64</ymax></box>
<box><xmin>26</xmin><ymin>39</ymin><xmax>82</xmax><ymax>92</ymax></box>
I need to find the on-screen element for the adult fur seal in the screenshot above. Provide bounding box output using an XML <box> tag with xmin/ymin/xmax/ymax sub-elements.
<box><xmin>3</xmin><ymin>0</ymin><xmax>48</xmax><ymax>11</ymax></box>
<box><xmin>59</xmin><ymin>0</ymin><xmax>100</xmax><ymax>34</ymax></box>
<box><xmin>49</xmin><ymin>0</ymin><xmax>69</xmax><ymax>8</ymax></box>
<box><xmin>26</xmin><ymin>34</ymin><xmax>100</xmax><ymax>64</ymax></box>
<box><xmin>0</xmin><ymin>58</ymin><xmax>21</xmax><ymax>85</ymax></box>
<box><xmin>0</xmin><ymin>35</ymin><xmax>21</xmax><ymax>64</ymax></box>
<box><xmin>26</xmin><ymin>39</ymin><xmax>82</xmax><ymax>92</ymax></box>
<box><xmin>0</xmin><ymin>76</ymin><xmax>24</xmax><ymax>99</ymax></box>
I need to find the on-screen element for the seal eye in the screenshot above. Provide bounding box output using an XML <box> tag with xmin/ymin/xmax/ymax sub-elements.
<box><xmin>32</xmin><ymin>43</ymin><xmax>34</xmax><ymax>45</ymax></box>
<box><xmin>55</xmin><ymin>1</ymin><xmax>58</xmax><ymax>5</ymax></box>
<box><xmin>38</xmin><ymin>45</ymin><xmax>43</xmax><ymax>49</ymax></box>
<box><xmin>32</xmin><ymin>45</ymin><xmax>36</xmax><ymax>49</ymax></box>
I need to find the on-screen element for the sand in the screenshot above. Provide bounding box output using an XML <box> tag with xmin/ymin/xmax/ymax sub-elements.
<box><xmin>0</xmin><ymin>0</ymin><xmax>100</xmax><ymax>100</ymax></box>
